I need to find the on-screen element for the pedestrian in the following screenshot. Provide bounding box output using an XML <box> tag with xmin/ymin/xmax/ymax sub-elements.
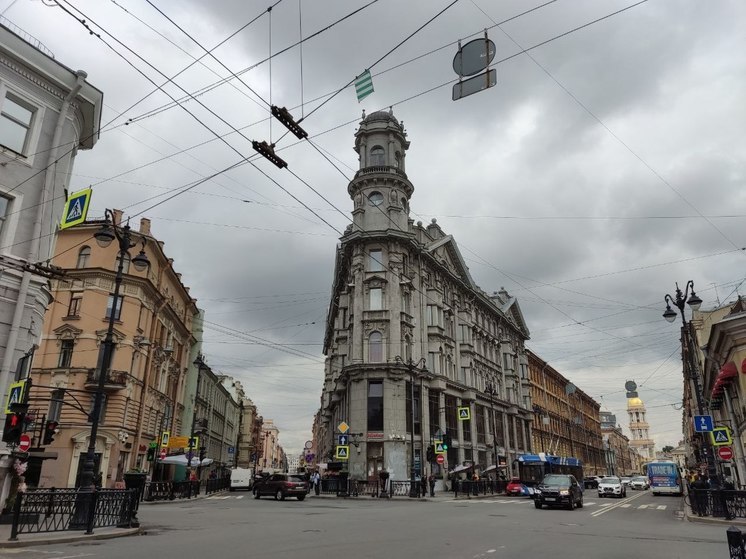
<box><xmin>428</xmin><ymin>473</ymin><xmax>436</xmax><ymax>497</ymax></box>
<box><xmin>691</xmin><ymin>474</ymin><xmax>709</xmax><ymax>517</ymax></box>
<box><xmin>420</xmin><ymin>475</ymin><xmax>427</xmax><ymax>498</ymax></box>
<box><xmin>472</xmin><ymin>471</ymin><xmax>479</xmax><ymax>496</ymax></box>
<box><xmin>313</xmin><ymin>471</ymin><xmax>320</xmax><ymax>495</ymax></box>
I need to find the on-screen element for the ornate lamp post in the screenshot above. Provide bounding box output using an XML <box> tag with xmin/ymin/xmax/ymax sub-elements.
<box><xmin>395</xmin><ymin>356</ymin><xmax>427</xmax><ymax>498</ymax></box>
<box><xmin>485</xmin><ymin>382</ymin><xmax>499</xmax><ymax>471</ymax></box>
<box><xmin>662</xmin><ymin>280</ymin><xmax>718</xmax><ymax>484</ymax></box>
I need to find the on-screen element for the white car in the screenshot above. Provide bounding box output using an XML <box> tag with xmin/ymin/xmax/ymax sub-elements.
<box><xmin>598</xmin><ymin>476</ymin><xmax>627</xmax><ymax>498</ymax></box>
<box><xmin>630</xmin><ymin>476</ymin><xmax>650</xmax><ymax>490</ymax></box>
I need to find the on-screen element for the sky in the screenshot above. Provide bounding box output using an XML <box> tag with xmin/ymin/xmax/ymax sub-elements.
<box><xmin>4</xmin><ymin>0</ymin><xmax>745</xmax><ymax>455</ymax></box>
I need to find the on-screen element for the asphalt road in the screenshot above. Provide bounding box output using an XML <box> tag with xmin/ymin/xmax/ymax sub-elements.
<box><xmin>1</xmin><ymin>489</ymin><xmax>730</xmax><ymax>559</ymax></box>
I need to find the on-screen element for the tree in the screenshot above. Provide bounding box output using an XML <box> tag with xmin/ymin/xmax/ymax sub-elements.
<box><xmin>662</xmin><ymin>445</ymin><xmax>674</xmax><ymax>454</ymax></box>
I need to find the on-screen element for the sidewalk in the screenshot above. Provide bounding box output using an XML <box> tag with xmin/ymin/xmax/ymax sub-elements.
<box><xmin>0</xmin><ymin>524</ymin><xmax>141</xmax><ymax>549</ymax></box>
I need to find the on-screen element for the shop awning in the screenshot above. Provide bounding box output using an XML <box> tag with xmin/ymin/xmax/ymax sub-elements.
<box><xmin>718</xmin><ymin>361</ymin><xmax>738</xmax><ymax>383</ymax></box>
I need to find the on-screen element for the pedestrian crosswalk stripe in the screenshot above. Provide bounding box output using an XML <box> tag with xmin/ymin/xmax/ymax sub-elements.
<box><xmin>621</xmin><ymin>504</ymin><xmax>631</xmax><ymax>508</ymax></box>
<box><xmin>638</xmin><ymin>504</ymin><xmax>649</xmax><ymax>509</ymax></box>
<box><xmin>656</xmin><ymin>505</ymin><xmax>667</xmax><ymax>510</ymax></box>
<box><xmin>236</xmin><ymin>496</ymin><xmax>244</xmax><ymax>499</ymax></box>
<box><xmin>584</xmin><ymin>502</ymin><xmax>597</xmax><ymax>506</ymax></box>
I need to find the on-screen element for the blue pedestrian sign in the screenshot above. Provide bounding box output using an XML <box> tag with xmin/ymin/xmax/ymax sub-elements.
<box><xmin>338</xmin><ymin>434</ymin><xmax>348</xmax><ymax>446</ymax></box>
<box><xmin>693</xmin><ymin>415</ymin><xmax>714</xmax><ymax>433</ymax></box>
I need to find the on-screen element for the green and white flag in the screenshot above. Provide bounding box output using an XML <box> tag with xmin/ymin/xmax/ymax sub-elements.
<box><xmin>355</xmin><ymin>70</ymin><xmax>374</xmax><ymax>102</ymax></box>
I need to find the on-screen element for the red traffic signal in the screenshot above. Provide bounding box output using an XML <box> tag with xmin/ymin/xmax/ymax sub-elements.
<box><xmin>43</xmin><ymin>420</ymin><xmax>59</xmax><ymax>445</ymax></box>
<box><xmin>2</xmin><ymin>413</ymin><xmax>25</xmax><ymax>444</ymax></box>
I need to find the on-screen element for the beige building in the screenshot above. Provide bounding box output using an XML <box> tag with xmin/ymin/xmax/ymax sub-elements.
<box><xmin>528</xmin><ymin>351</ymin><xmax>605</xmax><ymax>475</ymax></box>
<box><xmin>29</xmin><ymin>212</ymin><xmax>199</xmax><ymax>488</ymax></box>
<box><xmin>260</xmin><ymin>420</ymin><xmax>283</xmax><ymax>471</ymax></box>
<box><xmin>626</xmin><ymin>387</ymin><xmax>656</xmax><ymax>462</ymax></box>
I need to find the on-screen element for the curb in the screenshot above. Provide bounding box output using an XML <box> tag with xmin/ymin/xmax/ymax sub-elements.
<box><xmin>683</xmin><ymin>503</ymin><xmax>746</xmax><ymax>526</ymax></box>
<box><xmin>0</xmin><ymin>526</ymin><xmax>141</xmax><ymax>549</ymax></box>
<box><xmin>140</xmin><ymin>489</ymin><xmax>229</xmax><ymax>505</ymax></box>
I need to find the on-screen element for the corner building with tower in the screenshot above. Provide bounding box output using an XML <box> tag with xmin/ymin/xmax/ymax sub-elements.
<box><xmin>316</xmin><ymin>110</ymin><xmax>533</xmax><ymax>483</ymax></box>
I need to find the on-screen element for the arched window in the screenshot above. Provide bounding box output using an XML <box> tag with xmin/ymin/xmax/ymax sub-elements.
<box><xmin>76</xmin><ymin>246</ymin><xmax>91</xmax><ymax>268</ymax></box>
<box><xmin>369</xmin><ymin>331</ymin><xmax>383</xmax><ymax>362</ymax></box>
<box><xmin>368</xmin><ymin>191</ymin><xmax>384</xmax><ymax>206</ymax></box>
<box><xmin>370</xmin><ymin>146</ymin><xmax>385</xmax><ymax>166</ymax></box>
<box><xmin>394</xmin><ymin>152</ymin><xmax>401</xmax><ymax>168</ymax></box>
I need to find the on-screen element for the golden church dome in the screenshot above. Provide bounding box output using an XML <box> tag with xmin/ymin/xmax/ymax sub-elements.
<box><xmin>627</xmin><ymin>397</ymin><xmax>644</xmax><ymax>408</ymax></box>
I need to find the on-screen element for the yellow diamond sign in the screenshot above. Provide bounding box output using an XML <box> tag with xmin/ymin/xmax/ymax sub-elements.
<box><xmin>337</xmin><ymin>421</ymin><xmax>349</xmax><ymax>434</ymax></box>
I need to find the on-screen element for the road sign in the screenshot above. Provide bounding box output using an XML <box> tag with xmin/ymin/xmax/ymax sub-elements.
<box><xmin>452</xmin><ymin>69</ymin><xmax>496</xmax><ymax>101</ymax></box>
<box><xmin>452</xmin><ymin>37</ymin><xmax>496</xmax><ymax>77</ymax></box>
<box><xmin>305</xmin><ymin>440</ymin><xmax>313</xmax><ymax>450</ymax></box>
<box><xmin>60</xmin><ymin>188</ymin><xmax>92</xmax><ymax>230</ymax></box>
<box><xmin>335</xmin><ymin>445</ymin><xmax>349</xmax><ymax>460</ymax></box>
<box><xmin>693</xmin><ymin>415</ymin><xmax>714</xmax><ymax>432</ymax></box>
<box><xmin>718</xmin><ymin>446</ymin><xmax>734</xmax><ymax>461</ymax></box>
<box><xmin>338</xmin><ymin>434</ymin><xmax>349</xmax><ymax>446</ymax></box>
<box><xmin>168</xmin><ymin>436</ymin><xmax>189</xmax><ymax>448</ymax></box>
<box><xmin>227</xmin><ymin>446</ymin><xmax>235</xmax><ymax>454</ymax></box>
<box><xmin>160</xmin><ymin>431</ymin><xmax>170</xmax><ymax>448</ymax></box>
<box><xmin>458</xmin><ymin>407</ymin><xmax>471</xmax><ymax>420</ymax></box>
<box><xmin>159</xmin><ymin>449</ymin><xmax>166</xmax><ymax>460</ymax></box>
<box><xmin>711</xmin><ymin>427</ymin><xmax>732</xmax><ymax>446</ymax></box>
<box><xmin>434</xmin><ymin>441</ymin><xmax>446</xmax><ymax>455</ymax></box>
<box><xmin>5</xmin><ymin>379</ymin><xmax>27</xmax><ymax>414</ymax></box>
<box><xmin>18</xmin><ymin>434</ymin><xmax>31</xmax><ymax>452</ymax></box>
<box><xmin>337</xmin><ymin>422</ymin><xmax>349</xmax><ymax>434</ymax></box>
<box><xmin>436</xmin><ymin>454</ymin><xmax>445</xmax><ymax>465</ymax></box>
<box><xmin>305</xmin><ymin>453</ymin><xmax>315</xmax><ymax>462</ymax></box>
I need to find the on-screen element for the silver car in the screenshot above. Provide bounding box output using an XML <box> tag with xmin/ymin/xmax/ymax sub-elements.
<box><xmin>630</xmin><ymin>476</ymin><xmax>650</xmax><ymax>490</ymax></box>
<box><xmin>598</xmin><ymin>476</ymin><xmax>626</xmax><ymax>498</ymax></box>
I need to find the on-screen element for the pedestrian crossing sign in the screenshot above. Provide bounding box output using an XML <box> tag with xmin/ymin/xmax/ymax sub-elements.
<box><xmin>710</xmin><ymin>427</ymin><xmax>732</xmax><ymax>446</ymax></box>
<box><xmin>458</xmin><ymin>407</ymin><xmax>471</xmax><ymax>420</ymax></box>
<box><xmin>60</xmin><ymin>188</ymin><xmax>92</xmax><ymax>230</ymax></box>
<box><xmin>160</xmin><ymin>431</ymin><xmax>170</xmax><ymax>448</ymax></box>
<box><xmin>4</xmin><ymin>379</ymin><xmax>27</xmax><ymax>414</ymax></box>
<box><xmin>434</xmin><ymin>441</ymin><xmax>446</xmax><ymax>454</ymax></box>
<box><xmin>336</xmin><ymin>445</ymin><xmax>349</xmax><ymax>460</ymax></box>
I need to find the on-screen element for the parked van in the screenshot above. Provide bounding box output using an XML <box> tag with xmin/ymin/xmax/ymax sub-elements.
<box><xmin>230</xmin><ymin>468</ymin><xmax>254</xmax><ymax>491</ymax></box>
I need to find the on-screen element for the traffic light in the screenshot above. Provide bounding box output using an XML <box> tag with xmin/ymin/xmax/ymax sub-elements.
<box><xmin>146</xmin><ymin>445</ymin><xmax>156</xmax><ymax>461</ymax></box>
<box><xmin>426</xmin><ymin>445</ymin><xmax>435</xmax><ymax>463</ymax></box>
<box><xmin>43</xmin><ymin>420</ymin><xmax>59</xmax><ymax>445</ymax></box>
<box><xmin>442</xmin><ymin>433</ymin><xmax>451</xmax><ymax>450</ymax></box>
<box><xmin>2</xmin><ymin>413</ymin><xmax>24</xmax><ymax>444</ymax></box>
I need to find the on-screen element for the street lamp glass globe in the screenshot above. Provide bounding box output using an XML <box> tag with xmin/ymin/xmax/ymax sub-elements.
<box><xmin>663</xmin><ymin>306</ymin><xmax>677</xmax><ymax>323</ymax></box>
<box><xmin>687</xmin><ymin>292</ymin><xmax>702</xmax><ymax>311</ymax></box>
<box><xmin>94</xmin><ymin>224</ymin><xmax>115</xmax><ymax>248</ymax></box>
<box><xmin>132</xmin><ymin>249</ymin><xmax>150</xmax><ymax>271</ymax></box>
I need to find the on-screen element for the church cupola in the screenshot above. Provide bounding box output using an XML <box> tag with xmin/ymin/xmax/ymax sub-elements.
<box><xmin>347</xmin><ymin>108</ymin><xmax>414</xmax><ymax>232</ymax></box>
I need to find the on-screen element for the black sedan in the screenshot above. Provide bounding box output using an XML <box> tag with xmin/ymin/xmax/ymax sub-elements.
<box><xmin>254</xmin><ymin>473</ymin><xmax>309</xmax><ymax>501</ymax></box>
<box><xmin>534</xmin><ymin>474</ymin><xmax>584</xmax><ymax>510</ymax></box>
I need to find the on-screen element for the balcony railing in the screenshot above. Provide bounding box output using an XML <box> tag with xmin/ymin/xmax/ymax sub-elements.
<box><xmin>354</xmin><ymin>165</ymin><xmax>408</xmax><ymax>179</ymax></box>
<box><xmin>84</xmin><ymin>369</ymin><xmax>128</xmax><ymax>390</ymax></box>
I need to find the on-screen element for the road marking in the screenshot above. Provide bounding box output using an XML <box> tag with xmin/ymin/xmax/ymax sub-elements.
<box><xmin>584</xmin><ymin>502</ymin><xmax>597</xmax><ymax>506</ymax></box>
<box><xmin>590</xmin><ymin>491</ymin><xmax>647</xmax><ymax>517</ymax></box>
<box><xmin>657</xmin><ymin>505</ymin><xmax>667</xmax><ymax>510</ymax></box>
<box><xmin>236</xmin><ymin>495</ymin><xmax>244</xmax><ymax>499</ymax></box>
<box><xmin>638</xmin><ymin>504</ymin><xmax>649</xmax><ymax>509</ymax></box>
<box><xmin>621</xmin><ymin>504</ymin><xmax>631</xmax><ymax>508</ymax></box>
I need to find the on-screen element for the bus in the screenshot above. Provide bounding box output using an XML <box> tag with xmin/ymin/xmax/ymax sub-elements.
<box><xmin>517</xmin><ymin>453</ymin><xmax>584</xmax><ymax>489</ymax></box>
<box><xmin>646</xmin><ymin>461</ymin><xmax>684</xmax><ymax>495</ymax></box>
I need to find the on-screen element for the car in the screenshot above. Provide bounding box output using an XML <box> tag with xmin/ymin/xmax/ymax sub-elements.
<box><xmin>254</xmin><ymin>473</ymin><xmax>309</xmax><ymax>501</ymax></box>
<box><xmin>229</xmin><ymin>467</ymin><xmax>254</xmax><ymax>492</ymax></box>
<box><xmin>534</xmin><ymin>474</ymin><xmax>583</xmax><ymax>510</ymax></box>
<box><xmin>506</xmin><ymin>477</ymin><xmax>525</xmax><ymax>496</ymax></box>
<box><xmin>620</xmin><ymin>477</ymin><xmax>632</xmax><ymax>487</ymax></box>
<box><xmin>630</xmin><ymin>476</ymin><xmax>650</xmax><ymax>490</ymax></box>
<box><xmin>598</xmin><ymin>476</ymin><xmax>626</xmax><ymax>498</ymax></box>
<box><xmin>584</xmin><ymin>476</ymin><xmax>600</xmax><ymax>489</ymax></box>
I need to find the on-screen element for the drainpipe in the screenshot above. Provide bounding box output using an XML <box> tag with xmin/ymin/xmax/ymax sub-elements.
<box><xmin>0</xmin><ymin>71</ymin><xmax>86</xmax><ymax>422</ymax></box>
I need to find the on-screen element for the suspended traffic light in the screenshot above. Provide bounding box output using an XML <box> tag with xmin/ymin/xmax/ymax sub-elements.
<box><xmin>2</xmin><ymin>413</ymin><xmax>24</xmax><ymax>445</ymax></box>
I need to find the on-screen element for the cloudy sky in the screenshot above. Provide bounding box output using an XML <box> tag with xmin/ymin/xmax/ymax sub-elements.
<box><xmin>5</xmin><ymin>0</ymin><xmax>745</xmax><ymax>454</ymax></box>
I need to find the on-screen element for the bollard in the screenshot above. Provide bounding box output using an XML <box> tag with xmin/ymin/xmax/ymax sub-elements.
<box><xmin>727</xmin><ymin>526</ymin><xmax>745</xmax><ymax>559</ymax></box>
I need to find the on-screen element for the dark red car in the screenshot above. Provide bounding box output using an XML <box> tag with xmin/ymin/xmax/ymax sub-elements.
<box><xmin>506</xmin><ymin>477</ymin><xmax>525</xmax><ymax>496</ymax></box>
<box><xmin>254</xmin><ymin>473</ymin><xmax>308</xmax><ymax>501</ymax></box>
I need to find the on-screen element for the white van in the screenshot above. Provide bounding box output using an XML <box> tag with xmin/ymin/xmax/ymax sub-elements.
<box><xmin>230</xmin><ymin>468</ymin><xmax>254</xmax><ymax>491</ymax></box>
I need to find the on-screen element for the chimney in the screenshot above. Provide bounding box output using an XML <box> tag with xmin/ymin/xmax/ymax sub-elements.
<box><xmin>112</xmin><ymin>209</ymin><xmax>123</xmax><ymax>226</ymax></box>
<box><xmin>139</xmin><ymin>217</ymin><xmax>151</xmax><ymax>235</ymax></box>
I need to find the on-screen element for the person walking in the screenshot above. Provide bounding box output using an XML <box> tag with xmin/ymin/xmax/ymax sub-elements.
<box><xmin>691</xmin><ymin>474</ymin><xmax>709</xmax><ymax>517</ymax></box>
<box><xmin>312</xmin><ymin>471</ymin><xmax>320</xmax><ymax>495</ymax></box>
<box><xmin>420</xmin><ymin>475</ymin><xmax>428</xmax><ymax>498</ymax></box>
<box><xmin>428</xmin><ymin>473</ymin><xmax>436</xmax><ymax>497</ymax></box>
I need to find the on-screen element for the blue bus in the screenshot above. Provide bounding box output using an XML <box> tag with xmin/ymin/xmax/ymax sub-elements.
<box><xmin>646</xmin><ymin>461</ymin><xmax>683</xmax><ymax>496</ymax></box>
<box><xmin>517</xmin><ymin>453</ymin><xmax>584</xmax><ymax>489</ymax></box>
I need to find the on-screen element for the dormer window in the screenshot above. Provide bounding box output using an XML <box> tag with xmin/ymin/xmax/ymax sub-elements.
<box><xmin>368</xmin><ymin>191</ymin><xmax>384</xmax><ymax>206</ymax></box>
<box><xmin>370</xmin><ymin>145</ymin><xmax>385</xmax><ymax>166</ymax></box>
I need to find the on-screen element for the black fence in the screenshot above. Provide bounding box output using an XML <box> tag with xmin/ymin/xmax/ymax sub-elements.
<box><xmin>9</xmin><ymin>488</ymin><xmax>137</xmax><ymax>541</ymax></box>
<box><xmin>205</xmin><ymin>478</ymin><xmax>230</xmax><ymax>494</ymax></box>
<box><xmin>690</xmin><ymin>489</ymin><xmax>746</xmax><ymax>520</ymax></box>
<box><xmin>143</xmin><ymin>478</ymin><xmax>229</xmax><ymax>501</ymax></box>
<box><xmin>451</xmin><ymin>479</ymin><xmax>504</xmax><ymax>498</ymax></box>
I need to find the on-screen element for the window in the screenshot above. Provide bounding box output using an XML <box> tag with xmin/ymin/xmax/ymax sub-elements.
<box><xmin>67</xmin><ymin>292</ymin><xmax>82</xmax><ymax>317</ymax></box>
<box><xmin>368</xmin><ymin>191</ymin><xmax>384</xmax><ymax>206</ymax></box>
<box><xmin>0</xmin><ymin>195</ymin><xmax>10</xmax><ymax>237</ymax></box>
<box><xmin>0</xmin><ymin>92</ymin><xmax>35</xmax><ymax>155</ymax></box>
<box><xmin>369</xmin><ymin>331</ymin><xmax>383</xmax><ymax>362</ymax></box>
<box><xmin>394</xmin><ymin>152</ymin><xmax>401</xmax><ymax>168</ymax></box>
<box><xmin>48</xmin><ymin>389</ymin><xmax>64</xmax><ymax>422</ymax></box>
<box><xmin>106</xmin><ymin>294</ymin><xmax>124</xmax><ymax>320</ymax></box>
<box><xmin>402</xmin><ymin>290</ymin><xmax>411</xmax><ymax>315</ymax></box>
<box><xmin>116</xmin><ymin>252</ymin><xmax>131</xmax><ymax>274</ymax></box>
<box><xmin>77</xmin><ymin>246</ymin><xmax>91</xmax><ymax>268</ymax></box>
<box><xmin>445</xmin><ymin>395</ymin><xmax>458</xmax><ymax>436</ymax></box>
<box><xmin>406</xmin><ymin>381</ymin><xmax>421</xmax><ymax>436</ymax></box>
<box><xmin>462</xmin><ymin>412</ymin><xmax>472</xmax><ymax>441</ymax></box>
<box><xmin>476</xmin><ymin>405</ymin><xmax>486</xmax><ymax>444</ymax></box>
<box><xmin>370</xmin><ymin>146</ymin><xmax>385</xmax><ymax>166</ymax></box>
<box><xmin>367</xmin><ymin>381</ymin><xmax>384</xmax><ymax>431</ymax></box>
<box><xmin>58</xmin><ymin>339</ymin><xmax>74</xmax><ymax>368</ymax></box>
<box><xmin>368</xmin><ymin>249</ymin><xmax>383</xmax><ymax>272</ymax></box>
<box><xmin>369</xmin><ymin>288</ymin><xmax>382</xmax><ymax>310</ymax></box>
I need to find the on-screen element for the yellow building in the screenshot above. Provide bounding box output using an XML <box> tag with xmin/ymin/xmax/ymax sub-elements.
<box><xmin>29</xmin><ymin>211</ymin><xmax>199</xmax><ymax>488</ymax></box>
<box><xmin>626</xmin><ymin>384</ymin><xmax>656</xmax><ymax>461</ymax></box>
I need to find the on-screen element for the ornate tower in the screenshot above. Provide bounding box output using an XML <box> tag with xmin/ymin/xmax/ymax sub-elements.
<box><xmin>625</xmin><ymin>380</ymin><xmax>656</xmax><ymax>461</ymax></box>
<box><xmin>348</xmin><ymin>108</ymin><xmax>413</xmax><ymax>233</ymax></box>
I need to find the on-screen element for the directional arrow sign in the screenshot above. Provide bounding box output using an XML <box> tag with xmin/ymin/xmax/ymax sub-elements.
<box><xmin>338</xmin><ymin>434</ymin><xmax>349</xmax><ymax>446</ymax></box>
<box><xmin>458</xmin><ymin>407</ymin><xmax>471</xmax><ymax>421</ymax></box>
<box><xmin>693</xmin><ymin>415</ymin><xmax>713</xmax><ymax>433</ymax></box>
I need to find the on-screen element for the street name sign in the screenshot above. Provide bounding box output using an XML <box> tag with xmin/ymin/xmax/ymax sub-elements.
<box><xmin>458</xmin><ymin>407</ymin><xmax>471</xmax><ymax>420</ymax></box>
<box><xmin>718</xmin><ymin>446</ymin><xmax>734</xmax><ymax>461</ymax></box>
<box><xmin>711</xmin><ymin>427</ymin><xmax>732</xmax><ymax>446</ymax></box>
<box><xmin>693</xmin><ymin>415</ymin><xmax>714</xmax><ymax>432</ymax></box>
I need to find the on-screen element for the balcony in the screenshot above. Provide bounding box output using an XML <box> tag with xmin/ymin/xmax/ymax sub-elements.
<box><xmin>84</xmin><ymin>369</ymin><xmax>128</xmax><ymax>391</ymax></box>
<box><xmin>354</xmin><ymin>165</ymin><xmax>408</xmax><ymax>180</ymax></box>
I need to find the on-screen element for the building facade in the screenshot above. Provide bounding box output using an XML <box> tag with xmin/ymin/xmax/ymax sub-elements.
<box><xmin>260</xmin><ymin>420</ymin><xmax>283</xmax><ymax>471</ymax></box>
<box><xmin>626</xmin><ymin>387</ymin><xmax>656</xmax><ymax>462</ymax></box>
<box><xmin>528</xmin><ymin>351</ymin><xmax>605</xmax><ymax>474</ymax></box>
<box><xmin>29</xmin><ymin>213</ymin><xmax>199</xmax><ymax>488</ymax></box>
<box><xmin>0</xmin><ymin>20</ymin><xmax>102</xmax><ymax>503</ymax></box>
<box><xmin>317</xmin><ymin>110</ymin><xmax>532</xmax><ymax>482</ymax></box>
<box><xmin>600</xmin><ymin>411</ymin><xmax>634</xmax><ymax>476</ymax></box>
<box><xmin>235</xmin><ymin>397</ymin><xmax>259</xmax><ymax>469</ymax></box>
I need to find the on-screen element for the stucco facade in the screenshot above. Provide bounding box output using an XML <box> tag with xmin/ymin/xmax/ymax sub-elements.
<box><xmin>317</xmin><ymin>110</ymin><xmax>532</xmax><ymax>482</ymax></box>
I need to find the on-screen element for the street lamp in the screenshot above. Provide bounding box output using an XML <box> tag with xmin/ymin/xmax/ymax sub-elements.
<box><xmin>395</xmin><ymin>356</ymin><xmax>427</xmax><ymax>498</ymax></box>
<box><xmin>662</xmin><ymin>280</ymin><xmax>718</xmax><ymax>484</ymax></box>
<box><xmin>79</xmin><ymin>210</ymin><xmax>150</xmax><ymax>491</ymax></box>
<box><xmin>485</xmin><ymin>382</ymin><xmax>499</xmax><ymax>472</ymax></box>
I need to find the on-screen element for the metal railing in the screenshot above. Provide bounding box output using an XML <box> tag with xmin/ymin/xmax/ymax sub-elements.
<box><xmin>9</xmin><ymin>488</ymin><xmax>136</xmax><ymax>541</ymax></box>
<box><xmin>690</xmin><ymin>489</ymin><xmax>746</xmax><ymax>519</ymax></box>
<box><xmin>205</xmin><ymin>478</ymin><xmax>230</xmax><ymax>494</ymax></box>
<box><xmin>451</xmin><ymin>479</ymin><xmax>504</xmax><ymax>498</ymax></box>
